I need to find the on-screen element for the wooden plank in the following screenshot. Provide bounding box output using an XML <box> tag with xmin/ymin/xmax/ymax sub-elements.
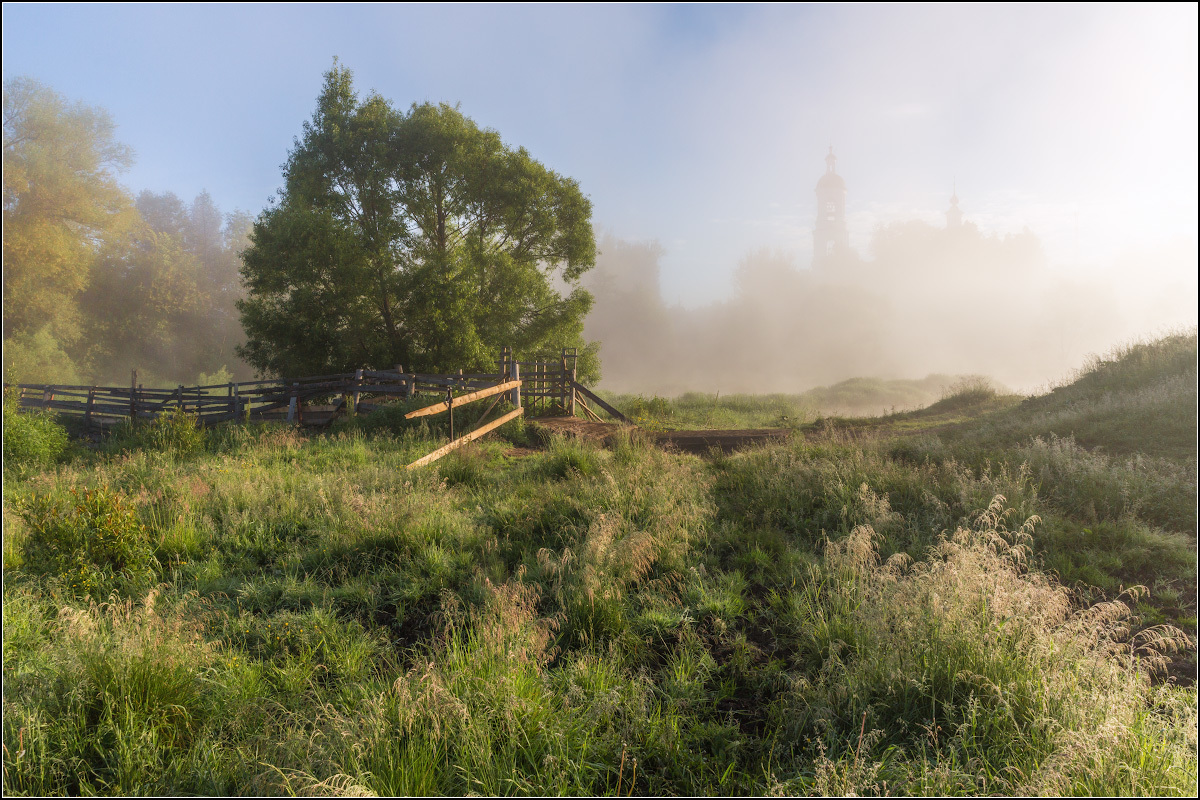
<box><xmin>7</xmin><ymin>383</ymin><xmax>95</xmax><ymax>392</ymax></box>
<box><xmin>576</xmin><ymin>394</ymin><xmax>605</xmax><ymax>423</ymax></box>
<box><xmin>404</xmin><ymin>380</ymin><xmax>521</xmax><ymax>419</ymax></box>
<box><xmin>569</xmin><ymin>380</ymin><xmax>632</xmax><ymax>424</ymax></box>
<box><xmin>18</xmin><ymin>388</ymin><xmax>90</xmax><ymax>400</ymax></box>
<box><xmin>473</xmin><ymin>391</ymin><xmax>503</xmax><ymax>428</ymax></box>
<box><xmin>406</xmin><ymin>407</ymin><xmax>524</xmax><ymax>470</ymax></box>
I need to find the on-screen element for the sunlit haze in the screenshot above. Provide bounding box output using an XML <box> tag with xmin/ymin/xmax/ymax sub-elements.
<box><xmin>4</xmin><ymin>3</ymin><xmax>1196</xmax><ymax>392</ymax></box>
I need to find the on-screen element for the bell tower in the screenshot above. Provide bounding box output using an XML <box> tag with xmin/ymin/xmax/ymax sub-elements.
<box><xmin>946</xmin><ymin>182</ymin><xmax>963</xmax><ymax>228</ymax></box>
<box><xmin>814</xmin><ymin>146</ymin><xmax>849</xmax><ymax>267</ymax></box>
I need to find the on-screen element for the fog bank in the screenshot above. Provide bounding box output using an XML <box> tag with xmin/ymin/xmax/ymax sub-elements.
<box><xmin>583</xmin><ymin>227</ymin><xmax>1197</xmax><ymax>395</ymax></box>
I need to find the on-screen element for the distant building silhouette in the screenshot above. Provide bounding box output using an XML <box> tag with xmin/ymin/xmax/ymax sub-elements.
<box><xmin>813</xmin><ymin>146</ymin><xmax>850</xmax><ymax>267</ymax></box>
<box><xmin>813</xmin><ymin>151</ymin><xmax>972</xmax><ymax>266</ymax></box>
<box><xmin>946</xmin><ymin>183</ymin><xmax>963</xmax><ymax>228</ymax></box>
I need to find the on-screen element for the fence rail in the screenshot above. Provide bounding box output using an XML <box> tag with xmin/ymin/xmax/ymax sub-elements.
<box><xmin>3</xmin><ymin>346</ymin><xmax>623</xmax><ymax>431</ymax></box>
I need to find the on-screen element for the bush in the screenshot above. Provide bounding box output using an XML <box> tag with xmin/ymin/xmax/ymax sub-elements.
<box><xmin>3</xmin><ymin>387</ymin><xmax>70</xmax><ymax>476</ymax></box>
<box><xmin>141</xmin><ymin>407</ymin><xmax>207</xmax><ymax>455</ymax></box>
<box><xmin>106</xmin><ymin>407</ymin><xmax>207</xmax><ymax>457</ymax></box>
<box><xmin>17</xmin><ymin>486</ymin><xmax>155</xmax><ymax>599</ymax></box>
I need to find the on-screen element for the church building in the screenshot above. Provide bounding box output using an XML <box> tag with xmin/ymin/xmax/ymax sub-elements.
<box><xmin>813</xmin><ymin>146</ymin><xmax>850</xmax><ymax>267</ymax></box>
<box><xmin>813</xmin><ymin>148</ymin><xmax>968</xmax><ymax>266</ymax></box>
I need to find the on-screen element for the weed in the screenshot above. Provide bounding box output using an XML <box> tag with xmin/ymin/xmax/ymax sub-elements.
<box><xmin>15</xmin><ymin>486</ymin><xmax>156</xmax><ymax>599</ymax></box>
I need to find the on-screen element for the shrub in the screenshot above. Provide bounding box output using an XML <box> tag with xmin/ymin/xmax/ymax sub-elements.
<box><xmin>3</xmin><ymin>387</ymin><xmax>70</xmax><ymax>476</ymax></box>
<box><xmin>140</xmin><ymin>407</ymin><xmax>207</xmax><ymax>456</ymax></box>
<box><xmin>17</xmin><ymin>486</ymin><xmax>155</xmax><ymax>598</ymax></box>
<box><xmin>105</xmin><ymin>407</ymin><xmax>207</xmax><ymax>457</ymax></box>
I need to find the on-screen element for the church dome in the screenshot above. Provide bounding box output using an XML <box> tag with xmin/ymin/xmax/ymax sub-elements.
<box><xmin>816</xmin><ymin>171</ymin><xmax>846</xmax><ymax>192</ymax></box>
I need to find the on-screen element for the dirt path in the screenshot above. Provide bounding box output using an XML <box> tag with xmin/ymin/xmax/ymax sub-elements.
<box><xmin>530</xmin><ymin>417</ymin><xmax>790</xmax><ymax>455</ymax></box>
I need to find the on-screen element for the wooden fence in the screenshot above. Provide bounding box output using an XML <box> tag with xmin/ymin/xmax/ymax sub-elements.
<box><xmin>4</xmin><ymin>347</ymin><xmax>628</xmax><ymax>430</ymax></box>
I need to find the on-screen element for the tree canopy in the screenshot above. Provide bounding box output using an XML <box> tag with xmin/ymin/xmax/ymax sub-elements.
<box><xmin>3</xmin><ymin>77</ymin><xmax>134</xmax><ymax>347</ymax></box>
<box><xmin>78</xmin><ymin>190</ymin><xmax>253</xmax><ymax>384</ymax></box>
<box><xmin>237</xmin><ymin>62</ymin><xmax>599</xmax><ymax>380</ymax></box>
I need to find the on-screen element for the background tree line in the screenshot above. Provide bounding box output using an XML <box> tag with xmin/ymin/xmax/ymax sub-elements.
<box><xmin>4</xmin><ymin>77</ymin><xmax>253</xmax><ymax>388</ymax></box>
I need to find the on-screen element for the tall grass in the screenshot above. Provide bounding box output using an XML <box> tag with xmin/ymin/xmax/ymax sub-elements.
<box><xmin>951</xmin><ymin>329</ymin><xmax>1197</xmax><ymax>461</ymax></box>
<box><xmin>3</xmin><ymin>331</ymin><xmax>1196</xmax><ymax>795</ymax></box>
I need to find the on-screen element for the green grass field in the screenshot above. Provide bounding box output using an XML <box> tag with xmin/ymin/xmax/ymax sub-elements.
<box><xmin>3</xmin><ymin>331</ymin><xmax>1196</xmax><ymax>796</ymax></box>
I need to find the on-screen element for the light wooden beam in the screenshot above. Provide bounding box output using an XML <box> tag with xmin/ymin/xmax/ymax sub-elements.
<box><xmin>406</xmin><ymin>407</ymin><xmax>524</xmax><ymax>469</ymax></box>
<box><xmin>569</xmin><ymin>380</ymin><xmax>632</xmax><ymax>424</ymax></box>
<box><xmin>404</xmin><ymin>380</ymin><xmax>522</xmax><ymax>420</ymax></box>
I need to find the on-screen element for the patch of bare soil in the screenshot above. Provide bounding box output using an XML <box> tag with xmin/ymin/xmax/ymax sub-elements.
<box><xmin>530</xmin><ymin>417</ymin><xmax>790</xmax><ymax>455</ymax></box>
<box><xmin>656</xmin><ymin>428</ymin><xmax>791</xmax><ymax>454</ymax></box>
<box><xmin>501</xmin><ymin>446</ymin><xmax>541</xmax><ymax>458</ymax></box>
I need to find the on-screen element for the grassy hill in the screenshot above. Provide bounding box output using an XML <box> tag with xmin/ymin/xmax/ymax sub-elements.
<box><xmin>601</xmin><ymin>373</ymin><xmax>987</xmax><ymax>430</ymax></box>
<box><xmin>3</xmin><ymin>332</ymin><xmax>1196</xmax><ymax>796</ymax></box>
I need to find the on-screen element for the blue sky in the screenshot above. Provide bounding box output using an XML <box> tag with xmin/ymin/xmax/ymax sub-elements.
<box><xmin>4</xmin><ymin>3</ymin><xmax>1197</xmax><ymax>307</ymax></box>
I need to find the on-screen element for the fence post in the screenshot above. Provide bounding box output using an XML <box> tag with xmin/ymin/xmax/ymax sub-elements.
<box><xmin>352</xmin><ymin>369</ymin><xmax>363</xmax><ymax>415</ymax></box>
<box><xmin>85</xmin><ymin>387</ymin><xmax>96</xmax><ymax>428</ymax></box>
<box><xmin>567</xmin><ymin>348</ymin><xmax>577</xmax><ymax>417</ymax></box>
<box><xmin>287</xmin><ymin>382</ymin><xmax>299</xmax><ymax>424</ymax></box>
<box><xmin>511</xmin><ymin>362</ymin><xmax>521</xmax><ymax>409</ymax></box>
<box><xmin>399</xmin><ymin>364</ymin><xmax>415</xmax><ymax>398</ymax></box>
<box><xmin>130</xmin><ymin>370</ymin><xmax>137</xmax><ymax>421</ymax></box>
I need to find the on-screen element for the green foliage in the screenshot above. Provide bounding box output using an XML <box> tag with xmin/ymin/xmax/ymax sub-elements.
<box><xmin>760</xmin><ymin>506</ymin><xmax>1195</xmax><ymax>796</ymax></box>
<box><xmin>81</xmin><ymin>192</ymin><xmax>254</xmax><ymax>385</ymax></box>
<box><xmin>2</xmin><ymin>332</ymin><xmax>1195</xmax><ymax>795</ymax></box>
<box><xmin>104</xmin><ymin>407</ymin><xmax>207</xmax><ymax>458</ymax></box>
<box><xmin>3</xmin><ymin>76</ymin><xmax>135</xmax><ymax>346</ymax></box>
<box><xmin>3</xmin><ymin>387</ymin><xmax>69</xmax><ymax>475</ymax></box>
<box><xmin>926</xmin><ymin>374</ymin><xmax>999</xmax><ymax>412</ymax></box>
<box><xmin>539</xmin><ymin>434</ymin><xmax>603</xmax><ymax>480</ymax></box>
<box><xmin>196</xmin><ymin>365</ymin><xmax>234</xmax><ymax>387</ymax></box>
<box><xmin>15</xmin><ymin>486</ymin><xmax>155</xmax><ymax>599</ymax></box>
<box><xmin>238</xmin><ymin>60</ymin><xmax>598</xmax><ymax>380</ymax></box>
<box><xmin>602</xmin><ymin>375</ymin><xmax>1002</xmax><ymax>431</ymax></box>
<box><xmin>1</xmin><ymin>589</ymin><xmax>229</xmax><ymax>795</ymax></box>
<box><xmin>139</xmin><ymin>407</ymin><xmax>207</xmax><ymax>456</ymax></box>
<box><xmin>2</xmin><ymin>326</ymin><xmax>83</xmax><ymax>385</ymax></box>
<box><xmin>436</xmin><ymin>446</ymin><xmax>489</xmax><ymax>488</ymax></box>
<box><xmin>950</xmin><ymin>329</ymin><xmax>1198</xmax><ymax>461</ymax></box>
<box><xmin>3</xmin><ymin>77</ymin><xmax>252</xmax><ymax>387</ymax></box>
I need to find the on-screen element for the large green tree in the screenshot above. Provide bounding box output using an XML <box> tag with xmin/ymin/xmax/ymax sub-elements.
<box><xmin>238</xmin><ymin>62</ymin><xmax>598</xmax><ymax>379</ymax></box>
